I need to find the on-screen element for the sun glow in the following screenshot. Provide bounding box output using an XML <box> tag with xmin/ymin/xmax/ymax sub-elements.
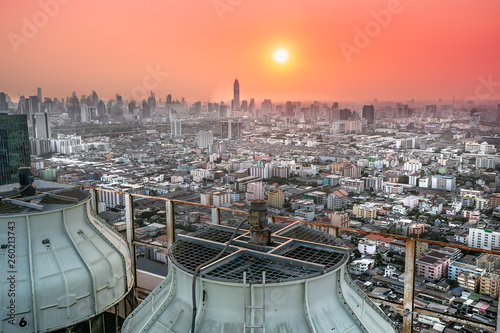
<box><xmin>273</xmin><ymin>49</ymin><xmax>289</xmax><ymax>63</ymax></box>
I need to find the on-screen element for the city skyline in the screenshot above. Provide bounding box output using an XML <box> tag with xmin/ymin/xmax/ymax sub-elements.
<box><xmin>1</xmin><ymin>1</ymin><xmax>500</xmax><ymax>102</ymax></box>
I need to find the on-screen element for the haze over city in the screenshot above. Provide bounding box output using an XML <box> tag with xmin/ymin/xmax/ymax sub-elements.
<box><xmin>2</xmin><ymin>0</ymin><xmax>500</xmax><ymax>102</ymax></box>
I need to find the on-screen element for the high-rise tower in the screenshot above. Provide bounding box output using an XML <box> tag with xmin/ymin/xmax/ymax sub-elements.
<box><xmin>362</xmin><ymin>105</ymin><xmax>375</xmax><ymax>124</ymax></box>
<box><xmin>0</xmin><ymin>114</ymin><xmax>30</xmax><ymax>185</ymax></box>
<box><xmin>232</xmin><ymin>79</ymin><xmax>240</xmax><ymax>111</ymax></box>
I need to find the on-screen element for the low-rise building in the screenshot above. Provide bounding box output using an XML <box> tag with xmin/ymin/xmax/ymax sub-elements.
<box><xmin>349</xmin><ymin>258</ymin><xmax>374</xmax><ymax>275</ymax></box>
<box><xmin>431</xmin><ymin>175</ymin><xmax>456</xmax><ymax>191</ymax></box>
<box><xmin>457</xmin><ymin>272</ymin><xmax>481</xmax><ymax>292</ymax></box>
<box><xmin>330</xmin><ymin>211</ymin><xmax>349</xmax><ymax>228</ymax></box>
<box><xmin>267</xmin><ymin>188</ymin><xmax>285</xmax><ymax>208</ymax></box>
<box><xmin>416</xmin><ymin>251</ymin><xmax>451</xmax><ymax>281</ymax></box>
<box><xmin>476</xmin><ymin>254</ymin><xmax>500</xmax><ymax>272</ymax></box>
<box><xmin>479</xmin><ymin>271</ymin><xmax>500</xmax><ymax>298</ymax></box>
<box><xmin>327</xmin><ymin>189</ymin><xmax>349</xmax><ymax>210</ymax></box>
<box><xmin>468</xmin><ymin>227</ymin><xmax>500</xmax><ymax>249</ymax></box>
<box><xmin>448</xmin><ymin>261</ymin><xmax>485</xmax><ymax>280</ymax></box>
<box><xmin>353</xmin><ymin>204</ymin><xmax>377</xmax><ymax>219</ymax></box>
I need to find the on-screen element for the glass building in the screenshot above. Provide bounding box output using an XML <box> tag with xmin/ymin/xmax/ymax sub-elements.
<box><xmin>0</xmin><ymin>114</ymin><xmax>31</xmax><ymax>185</ymax></box>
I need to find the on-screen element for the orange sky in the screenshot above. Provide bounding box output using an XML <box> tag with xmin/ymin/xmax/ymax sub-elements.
<box><xmin>1</xmin><ymin>0</ymin><xmax>500</xmax><ymax>103</ymax></box>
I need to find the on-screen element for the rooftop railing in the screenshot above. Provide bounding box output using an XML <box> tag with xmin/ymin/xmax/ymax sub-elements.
<box><xmin>84</xmin><ymin>186</ymin><xmax>500</xmax><ymax>333</ymax></box>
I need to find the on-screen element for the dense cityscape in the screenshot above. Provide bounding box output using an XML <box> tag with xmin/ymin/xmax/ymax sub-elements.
<box><xmin>2</xmin><ymin>1</ymin><xmax>500</xmax><ymax>332</ymax></box>
<box><xmin>1</xmin><ymin>81</ymin><xmax>500</xmax><ymax>331</ymax></box>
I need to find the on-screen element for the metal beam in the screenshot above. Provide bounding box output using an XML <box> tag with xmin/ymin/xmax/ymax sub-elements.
<box><xmin>166</xmin><ymin>200</ymin><xmax>175</xmax><ymax>249</ymax></box>
<box><xmin>403</xmin><ymin>238</ymin><xmax>416</xmax><ymax>333</ymax></box>
<box><xmin>91</xmin><ymin>188</ymin><xmax>98</xmax><ymax>214</ymax></box>
<box><xmin>125</xmin><ymin>194</ymin><xmax>137</xmax><ymax>290</ymax></box>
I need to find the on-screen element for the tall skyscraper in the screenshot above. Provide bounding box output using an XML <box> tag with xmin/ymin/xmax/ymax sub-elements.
<box><xmin>197</xmin><ymin>130</ymin><xmax>214</xmax><ymax>148</ymax></box>
<box><xmin>395</xmin><ymin>103</ymin><xmax>409</xmax><ymax>118</ymax></box>
<box><xmin>0</xmin><ymin>114</ymin><xmax>31</xmax><ymax>185</ymax></box>
<box><xmin>241</xmin><ymin>100</ymin><xmax>248</xmax><ymax>112</ymax></box>
<box><xmin>141</xmin><ymin>100</ymin><xmax>150</xmax><ymax>118</ymax></box>
<box><xmin>147</xmin><ymin>91</ymin><xmax>156</xmax><ymax>113</ymax></box>
<box><xmin>37</xmin><ymin>87</ymin><xmax>42</xmax><ymax>103</ymax></box>
<box><xmin>362</xmin><ymin>105</ymin><xmax>375</xmax><ymax>124</ymax></box>
<box><xmin>171</xmin><ymin>120</ymin><xmax>182</xmax><ymax>138</ymax></box>
<box><xmin>218</xmin><ymin>102</ymin><xmax>228</xmax><ymax>118</ymax></box>
<box><xmin>249</xmin><ymin>98</ymin><xmax>255</xmax><ymax>115</ymax></box>
<box><xmin>0</xmin><ymin>93</ymin><xmax>8</xmax><ymax>112</ymax></box>
<box><xmin>91</xmin><ymin>90</ymin><xmax>99</xmax><ymax>106</ymax></box>
<box><xmin>32</xmin><ymin>112</ymin><xmax>51</xmax><ymax>138</ymax></box>
<box><xmin>116</xmin><ymin>94</ymin><xmax>123</xmax><ymax>107</ymax></box>
<box><xmin>128</xmin><ymin>101</ymin><xmax>136</xmax><ymax>114</ymax></box>
<box><xmin>190</xmin><ymin>101</ymin><xmax>201</xmax><ymax>115</ymax></box>
<box><xmin>261</xmin><ymin>99</ymin><xmax>272</xmax><ymax>115</ymax></box>
<box><xmin>166</xmin><ymin>94</ymin><xmax>172</xmax><ymax>105</ymax></box>
<box><xmin>232</xmin><ymin>79</ymin><xmax>240</xmax><ymax>111</ymax></box>
<box><xmin>170</xmin><ymin>111</ymin><xmax>182</xmax><ymax>138</ymax></box>
<box><xmin>470</xmin><ymin>108</ymin><xmax>480</xmax><ymax>129</ymax></box>
<box><xmin>340</xmin><ymin>108</ymin><xmax>352</xmax><ymax>120</ymax></box>
<box><xmin>28</xmin><ymin>96</ymin><xmax>41</xmax><ymax>118</ymax></box>
<box><xmin>426</xmin><ymin>105</ymin><xmax>437</xmax><ymax>118</ymax></box>
<box><xmin>497</xmin><ymin>104</ymin><xmax>500</xmax><ymax>124</ymax></box>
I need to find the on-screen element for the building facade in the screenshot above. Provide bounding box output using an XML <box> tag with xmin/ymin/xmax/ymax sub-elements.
<box><xmin>0</xmin><ymin>114</ymin><xmax>31</xmax><ymax>185</ymax></box>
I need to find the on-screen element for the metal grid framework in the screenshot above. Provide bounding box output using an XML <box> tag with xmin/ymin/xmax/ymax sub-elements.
<box><xmin>279</xmin><ymin>245</ymin><xmax>346</xmax><ymax>269</ymax></box>
<box><xmin>0</xmin><ymin>201</ymin><xmax>33</xmax><ymax>214</ymax></box>
<box><xmin>55</xmin><ymin>189</ymin><xmax>89</xmax><ymax>201</ymax></box>
<box><xmin>169</xmin><ymin>223</ymin><xmax>348</xmax><ymax>283</ymax></box>
<box><xmin>204</xmin><ymin>252</ymin><xmax>319</xmax><ymax>283</ymax></box>
<box><xmin>279</xmin><ymin>224</ymin><xmax>346</xmax><ymax>247</ymax></box>
<box><xmin>170</xmin><ymin>240</ymin><xmax>231</xmax><ymax>272</ymax></box>
<box><xmin>224</xmin><ymin>220</ymin><xmax>289</xmax><ymax>233</ymax></box>
<box><xmin>190</xmin><ymin>228</ymin><xmax>238</xmax><ymax>243</ymax></box>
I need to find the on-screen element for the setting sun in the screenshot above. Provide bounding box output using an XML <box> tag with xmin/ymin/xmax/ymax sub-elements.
<box><xmin>273</xmin><ymin>49</ymin><xmax>289</xmax><ymax>63</ymax></box>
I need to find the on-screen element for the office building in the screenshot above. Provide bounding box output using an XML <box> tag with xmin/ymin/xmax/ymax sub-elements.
<box><xmin>0</xmin><ymin>114</ymin><xmax>31</xmax><ymax>185</ymax></box>
<box><xmin>246</xmin><ymin>181</ymin><xmax>264</xmax><ymax>201</ymax></box>
<box><xmin>470</xmin><ymin>108</ymin><xmax>480</xmax><ymax>129</ymax></box>
<box><xmin>28</xmin><ymin>95</ymin><xmax>41</xmax><ymax>118</ymax></box>
<box><xmin>261</xmin><ymin>99</ymin><xmax>272</xmax><ymax>115</ymax></box>
<box><xmin>362</xmin><ymin>105</ymin><xmax>375</xmax><ymax>124</ymax></box>
<box><xmin>221</xmin><ymin>120</ymin><xmax>242</xmax><ymax>139</ymax></box>
<box><xmin>32</xmin><ymin>111</ymin><xmax>51</xmax><ymax>139</ymax></box>
<box><xmin>468</xmin><ymin>228</ymin><xmax>500</xmax><ymax>249</ymax></box>
<box><xmin>0</xmin><ymin>92</ymin><xmax>8</xmax><ymax>111</ymax></box>
<box><xmin>426</xmin><ymin>105</ymin><xmax>437</xmax><ymax>118</ymax></box>
<box><xmin>267</xmin><ymin>188</ymin><xmax>285</xmax><ymax>208</ymax></box>
<box><xmin>170</xmin><ymin>120</ymin><xmax>182</xmax><ymax>138</ymax></box>
<box><xmin>197</xmin><ymin>130</ymin><xmax>214</xmax><ymax>148</ymax></box>
<box><xmin>431</xmin><ymin>175</ymin><xmax>456</xmax><ymax>191</ymax></box>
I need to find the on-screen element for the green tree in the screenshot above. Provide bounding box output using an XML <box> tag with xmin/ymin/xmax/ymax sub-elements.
<box><xmin>353</xmin><ymin>249</ymin><xmax>361</xmax><ymax>259</ymax></box>
<box><xmin>445</xmin><ymin>279</ymin><xmax>459</xmax><ymax>288</ymax></box>
<box><xmin>398</xmin><ymin>175</ymin><xmax>409</xmax><ymax>184</ymax></box>
<box><xmin>321</xmin><ymin>187</ymin><xmax>332</xmax><ymax>195</ymax></box>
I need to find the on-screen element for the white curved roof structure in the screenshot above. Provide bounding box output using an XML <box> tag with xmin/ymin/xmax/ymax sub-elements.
<box><xmin>123</xmin><ymin>220</ymin><xmax>398</xmax><ymax>333</ymax></box>
<box><xmin>0</xmin><ymin>186</ymin><xmax>133</xmax><ymax>332</ymax></box>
